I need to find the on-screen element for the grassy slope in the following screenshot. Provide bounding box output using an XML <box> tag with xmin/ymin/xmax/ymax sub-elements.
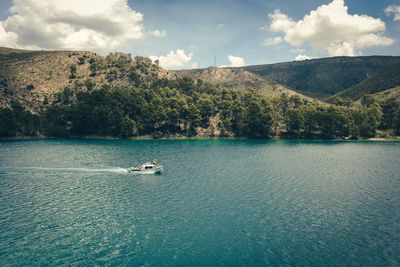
<box><xmin>176</xmin><ymin>67</ymin><xmax>310</xmax><ymax>99</ymax></box>
<box><xmin>372</xmin><ymin>86</ymin><xmax>400</xmax><ymax>101</ymax></box>
<box><xmin>0</xmin><ymin>47</ymin><xmax>171</xmax><ymax>111</ymax></box>
<box><xmin>333</xmin><ymin>61</ymin><xmax>400</xmax><ymax>100</ymax></box>
<box><xmin>240</xmin><ymin>56</ymin><xmax>400</xmax><ymax>98</ymax></box>
<box><xmin>0</xmin><ymin>47</ymin><xmax>97</xmax><ymax>110</ymax></box>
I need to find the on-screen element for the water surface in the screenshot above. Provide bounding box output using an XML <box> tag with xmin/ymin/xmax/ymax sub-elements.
<box><xmin>0</xmin><ymin>139</ymin><xmax>399</xmax><ymax>266</ymax></box>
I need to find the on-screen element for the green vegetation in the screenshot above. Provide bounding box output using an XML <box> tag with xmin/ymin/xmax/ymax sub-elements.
<box><xmin>333</xmin><ymin>61</ymin><xmax>400</xmax><ymax>100</ymax></box>
<box><xmin>0</xmin><ymin>101</ymin><xmax>40</xmax><ymax>137</ymax></box>
<box><xmin>1</xmin><ymin>77</ymin><xmax>399</xmax><ymax>139</ymax></box>
<box><xmin>1</xmin><ymin>50</ymin><xmax>400</xmax><ymax>139</ymax></box>
<box><xmin>242</xmin><ymin>56</ymin><xmax>400</xmax><ymax>98</ymax></box>
<box><xmin>69</xmin><ymin>64</ymin><xmax>77</xmax><ymax>79</ymax></box>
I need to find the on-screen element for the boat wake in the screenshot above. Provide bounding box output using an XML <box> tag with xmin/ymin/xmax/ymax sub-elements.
<box><xmin>6</xmin><ymin>167</ymin><xmax>129</xmax><ymax>174</ymax></box>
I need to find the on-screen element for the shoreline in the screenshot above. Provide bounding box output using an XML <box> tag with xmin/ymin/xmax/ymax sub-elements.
<box><xmin>1</xmin><ymin>135</ymin><xmax>400</xmax><ymax>142</ymax></box>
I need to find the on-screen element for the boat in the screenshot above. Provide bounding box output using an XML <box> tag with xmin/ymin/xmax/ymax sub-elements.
<box><xmin>127</xmin><ymin>161</ymin><xmax>163</xmax><ymax>174</ymax></box>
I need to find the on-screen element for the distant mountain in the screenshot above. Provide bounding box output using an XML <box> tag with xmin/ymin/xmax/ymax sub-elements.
<box><xmin>177</xmin><ymin>56</ymin><xmax>400</xmax><ymax>99</ymax></box>
<box><xmin>1</xmin><ymin>47</ymin><xmax>400</xmax><ymax>113</ymax></box>
<box><xmin>240</xmin><ymin>56</ymin><xmax>400</xmax><ymax>98</ymax></box>
<box><xmin>333</xmin><ymin>61</ymin><xmax>400</xmax><ymax>100</ymax></box>
<box><xmin>1</xmin><ymin>47</ymin><xmax>399</xmax><ymax>139</ymax></box>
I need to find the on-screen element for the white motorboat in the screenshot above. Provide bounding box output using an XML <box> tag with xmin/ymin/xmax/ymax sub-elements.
<box><xmin>127</xmin><ymin>162</ymin><xmax>163</xmax><ymax>174</ymax></box>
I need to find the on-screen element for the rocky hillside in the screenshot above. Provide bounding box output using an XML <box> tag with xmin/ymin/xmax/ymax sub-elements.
<box><xmin>1</xmin><ymin>47</ymin><xmax>400</xmax><ymax>113</ymax></box>
<box><xmin>0</xmin><ymin>47</ymin><xmax>172</xmax><ymax>111</ymax></box>
<box><xmin>176</xmin><ymin>67</ymin><xmax>309</xmax><ymax>99</ymax></box>
<box><xmin>179</xmin><ymin>56</ymin><xmax>400</xmax><ymax>99</ymax></box>
<box><xmin>1</xmin><ymin>47</ymin><xmax>400</xmax><ymax>139</ymax></box>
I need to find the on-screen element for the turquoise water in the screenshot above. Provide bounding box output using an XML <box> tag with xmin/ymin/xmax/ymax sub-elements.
<box><xmin>0</xmin><ymin>139</ymin><xmax>399</xmax><ymax>266</ymax></box>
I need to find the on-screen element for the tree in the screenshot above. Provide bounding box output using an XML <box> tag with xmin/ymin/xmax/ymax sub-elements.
<box><xmin>331</xmin><ymin>96</ymin><xmax>352</xmax><ymax>107</ymax></box>
<box><xmin>285</xmin><ymin>108</ymin><xmax>304</xmax><ymax>135</ymax></box>
<box><xmin>120</xmin><ymin>116</ymin><xmax>138</xmax><ymax>137</ymax></box>
<box><xmin>84</xmin><ymin>79</ymin><xmax>95</xmax><ymax>91</ymax></box>
<box><xmin>244</xmin><ymin>96</ymin><xmax>274</xmax><ymax>137</ymax></box>
<box><xmin>231</xmin><ymin>102</ymin><xmax>245</xmax><ymax>136</ymax></box>
<box><xmin>381</xmin><ymin>98</ymin><xmax>400</xmax><ymax>129</ymax></box>
<box><xmin>26</xmin><ymin>84</ymin><xmax>35</xmax><ymax>91</ymax></box>
<box><xmin>395</xmin><ymin>109</ymin><xmax>400</xmax><ymax>135</ymax></box>
<box><xmin>367</xmin><ymin>103</ymin><xmax>383</xmax><ymax>135</ymax></box>
<box><xmin>197</xmin><ymin>98</ymin><xmax>214</xmax><ymax>128</ymax></box>
<box><xmin>69</xmin><ymin>64</ymin><xmax>77</xmax><ymax>79</ymax></box>
<box><xmin>42</xmin><ymin>106</ymin><xmax>70</xmax><ymax>137</ymax></box>
<box><xmin>0</xmin><ymin>108</ymin><xmax>16</xmax><ymax>136</ymax></box>
<box><xmin>302</xmin><ymin>104</ymin><xmax>318</xmax><ymax>137</ymax></box>
<box><xmin>78</xmin><ymin>57</ymin><xmax>85</xmax><ymax>65</ymax></box>
<box><xmin>289</xmin><ymin>95</ymin><xmax>303</xmax><ymax>108</ymax></box>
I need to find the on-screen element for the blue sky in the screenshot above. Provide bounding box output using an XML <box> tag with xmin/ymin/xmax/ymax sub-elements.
<box><xmin>0</xmin><ymin>0</ymin><xmax>399</xmax><ymax>69</ymax></box>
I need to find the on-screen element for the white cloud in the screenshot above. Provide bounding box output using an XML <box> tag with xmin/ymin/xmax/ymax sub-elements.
<box><xmin>0</xmin><ymin>22</ymin><xmax>18</xmax><ymax>47</ymax></box>
<box><xmin>263</xmin><ymin>36</ymin><xmax>282</xmax><ymax>46</ymax></box>
<box><xmin>150</xmin><ymin>49</ymin><xmax>193</xmax><ymax>70</ymax></box>
<box><xmin>191</xmin><ymin>62</ymin><xmax>199</xmax><ymax>69</ymax></box>
<box><xmin>295</xmin><ymin>54</ymin><xmax>313</xmax><ymax>61</ymax></box>
<box><xmin>228</xmin><ymin>55</ymin><xmax>246</xmax><ymax>67</ymax></box>
<box><xmin>385</xmin><ymin>5</ymin><xmax>400</xmax><ymax>21</ymax></box>
<box><xmin>149</xmin><ymin>29</ymin><xmax>166</xmax><ymax>38</ymax></box>
<box><xmin>268</xmin><ymin>0</ymin><xmax>394</xmax><ymax>56</ymax></box>
<box><xmin>0</xmin><ymin>0</ymin><xmax>163</xmax><ymax>53</ymax></box>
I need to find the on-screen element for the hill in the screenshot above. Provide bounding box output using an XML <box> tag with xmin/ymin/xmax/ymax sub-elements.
<box><xmin>178</xmin><ymin>56</ymin><xmax>400</xmax><ymax>99</ymax></box>
<box><xmin>2</xmin><ymin>47</ymin><xmax>399</xmax><ymax>110</ymax></box>
<box><xmin>1</xmin><ymin>47</ymin><xmax>399</xmax><ymax>139</ymax></box>
<box><xmin>332</xmin><ymin>61</ymin><xmax>400</xmax><ymax>100</ymax></box>
<box><xmin>372</xmin><ymin>86</ymin><xmax>400</xmax><ymax>101</ymax></box>
<box><xmin>240</xmin><ymin>56</ymin><xmax>400</xmax><ymax>98</ymax></box>
<box><xmin>176</xmin><ymin>67</ymin><xmax>308</xmax><ymax>99</ymax></box>
<box><xmin>0</xmin><ymin>47</ymin><xmax>171</xmax><ymax>111</ymax></box>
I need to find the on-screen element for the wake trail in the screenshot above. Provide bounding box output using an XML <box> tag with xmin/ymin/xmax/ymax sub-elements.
<box><xmin>5</xmin><ymin>167</ymin><xmax>129</xmax><ymax>174</ymax></box>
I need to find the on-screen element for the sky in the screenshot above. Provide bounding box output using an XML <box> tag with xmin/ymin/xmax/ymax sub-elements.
<box><xmin>0</xmin><ymin>0</ymin><xmax>400</xmax><ymax>69</ymax></box>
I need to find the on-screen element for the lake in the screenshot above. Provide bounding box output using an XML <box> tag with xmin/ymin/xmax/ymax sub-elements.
<box><xmin>0</xmin><ymin>139</ymin><xmax>399</xmax><ymax>266</ymax></box>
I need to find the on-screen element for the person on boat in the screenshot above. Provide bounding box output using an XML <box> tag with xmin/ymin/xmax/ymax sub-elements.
<box><xmin>152</xmin><ymin>159</ymin><xmax>158</xmax><ymax>166</ymax></box>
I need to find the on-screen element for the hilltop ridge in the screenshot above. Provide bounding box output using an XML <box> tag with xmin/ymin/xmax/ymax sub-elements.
<box><xmin>177</xmin><ymin>55</ymin><xmax>400</xmax><ymax>99</ymax></box>
<box><xmin>1</xmin><ymin>47</ymin><xmax>400</xmax><ymax>111</ymax></box>
<box><xmin>0</xmin><ymin>47</ymin><xmax>172</xmax><ymax>111</ymax></box>
<box><xmin>1</xmin><ymin>47</ymin><xmax>400</xmax><ymax>139</ymax></box>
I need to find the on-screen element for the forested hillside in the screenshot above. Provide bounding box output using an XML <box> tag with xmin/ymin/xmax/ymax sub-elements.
<box><xmin>240</xmin><ymin>56</ymin><xmax>400</xmax><ymax>98</ymax></box>
<box><xmin>1</xmin><ymin>48</ymin><xmax>400</xmax><ymax>139</ymax></box>
<box><xmin>333</xmin><ymin>61</ymin><xmax>400</xmax><ymax>100</ymax></box>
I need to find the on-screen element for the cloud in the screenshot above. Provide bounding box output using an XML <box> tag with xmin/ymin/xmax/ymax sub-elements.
<box><xmin>150</xmin><ymin>49</ymin><xmax>193</xmax><ymax>70</ymax></box>
<box><xmin>295</xmin><ymin>54</ymin><xmax>313</xmax><ymax>61</ymax></box>
<box><xmin>268</xmin><ymin>0</ymin><xmax>394</xmax><ymax>56</ymax></box>
<box><xmin>0</xmin><ymin>22</ymin><xmax>18</xmax><ymax>47</ymax></box>
<box><xmin>385</xmin><ymin>5</ymin><xmax>400</xmax><ymax>21</ymax></box>
<box><xmin>263</xmin><ymin>36</ymin><xmax>282</xmax><ymax>46</ymax></box>
<box><xmin>0</xmin><ymin>0</ymin><xmax>163</xmax><ymax>53</ymax></box>
<box><xmin>228</xmin><ymin>55</ymin><xmax>246</xmax><ymax>67</ymax></box>
<box><xmin>149</xmin><ymin>29</ymin><xmax>166</xmax><ymax>38</ymax></box>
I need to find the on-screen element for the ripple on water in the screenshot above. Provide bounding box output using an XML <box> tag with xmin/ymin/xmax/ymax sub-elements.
<box><xmin>0</xmin><ymin>139</ymin><xmax>399</xmax><ymax>266</ymax></box>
